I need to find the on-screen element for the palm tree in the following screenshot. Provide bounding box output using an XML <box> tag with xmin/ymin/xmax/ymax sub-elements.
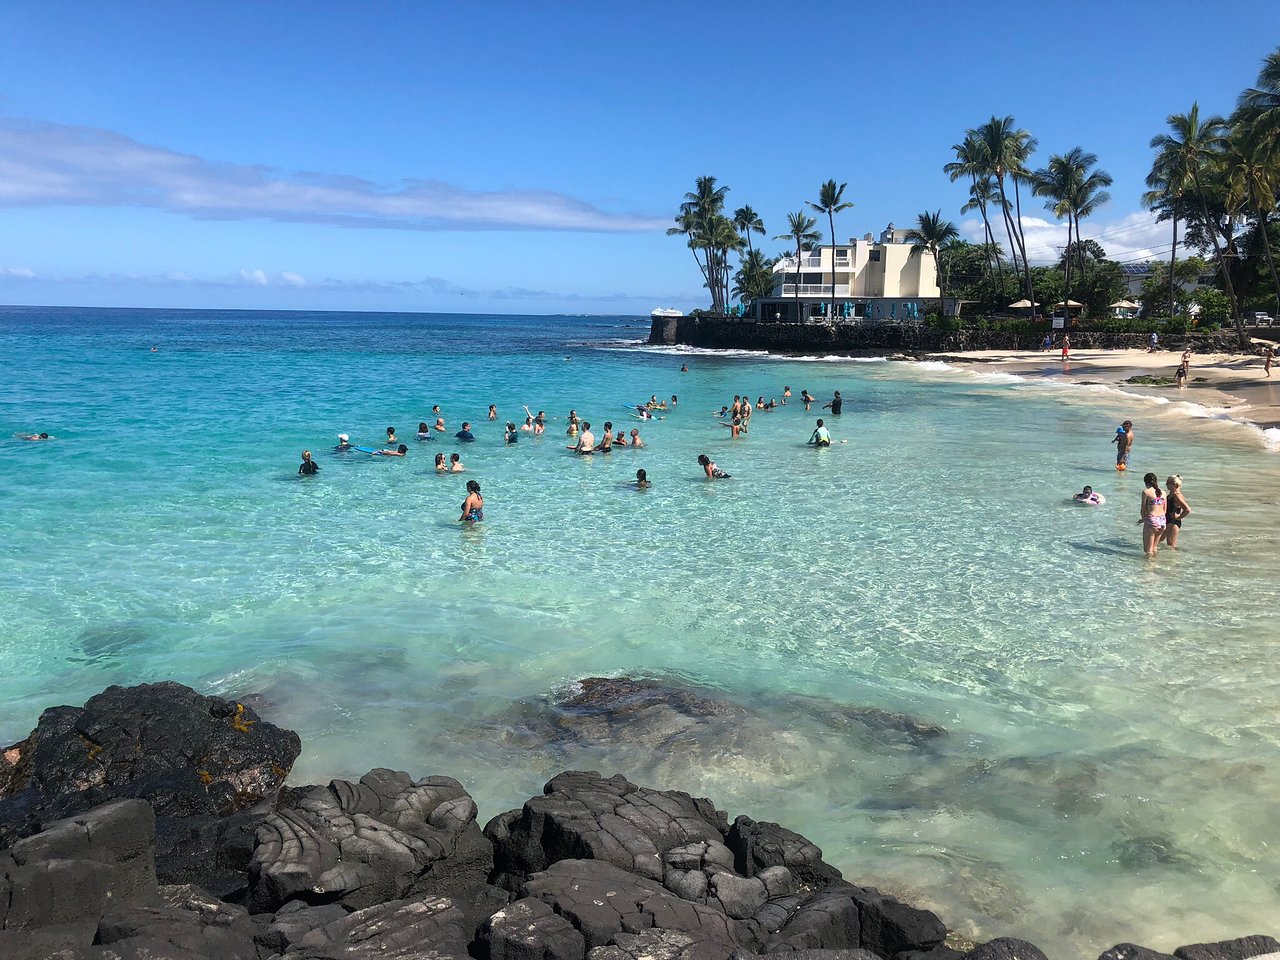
<box><xmin>1238</xmin><ymin>48</ymin><xmax>1280</xmax><ymax>144</ymax></box>
<box><xmin>733</xmin><ymin>249</ymin><xmax>776</xmax><ymax>305</ymax></box>
<box><xmin>905</xmin><ymin>210</ymin><xmax>960</xmax><ymax>307</ymax></box>
<box><xmin>1143</xmin><ymin>148</ymin><xmax>1191</xmax><ymax>321</ymax></box>
<box><xmin>671</xmin><ymin>176</ymin><xmax>732</xmax><ymax>314</ymax></box>
<box><xmin>1032</xmin><ymin>148</ymin><xmax>1112</xmax><ymax>316</ymax></box>
<box><xmin>774</xmin><ymin>211</ymin><xmax>821</xmax><ymax>321</ymax></box>
<box><xmin>806</xmin><ymin>180</ymin><xmax>854</xmax><ymax>320</ymax></box>
<box><xmin>666</xmin><ymin>208</ymin><xmax>712</xmax><ymax>302</ymax></box>
<box><xmin>1224</xmin><ymin>121</ymin><xmax>1280</xmax><ymax>316</ymax></box>
<box><xmin>733</xmin><ymin>206</ymin><xmax>765</xmax><ymax>261</ymax></box>
<box><xmin>1150</xmin><ymin>104</ymin><xmax>1244</xmax><ymax>344</ymax></box>
<box><xmin>946</xmin><ymin>133</ymin><xmax>1005</xmax><ymax>283</ymax></box>
<box><xmin>960</xmin><ymin>175</ymin><xmax>1006</xmax><ymax>283</ymax></box>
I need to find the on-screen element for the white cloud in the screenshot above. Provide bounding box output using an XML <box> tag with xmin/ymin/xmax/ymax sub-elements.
<box><xmin>0</xmin><ymin>116</ymin><xmax>667</xmax><ymax>233</ymax></box>
<box><xmin>0</xmin><ymin>265</ymin><xmax>35</xmax><ymax>278</ymax></box>
<box><xmin>279</xmin><ymin>271</ymin><xmax>306</xmax><ymax>287</ymax></box>
<box><xmin>239</xmin><ymin>268</ymin><xmax>269</xmax><ymax>286</ymax></box>
<box><xmin>960</xmin><ymin>210</ymin><xmax>1175</xmax><ymax>265</ymax></box>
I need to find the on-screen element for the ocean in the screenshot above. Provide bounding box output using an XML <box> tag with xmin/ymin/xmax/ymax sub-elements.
<box><xmin>3</xmin><ymin>305</ymin><xmax>1279</xmax><ymax>952</ymax></box>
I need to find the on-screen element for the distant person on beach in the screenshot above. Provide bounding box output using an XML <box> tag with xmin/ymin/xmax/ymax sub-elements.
<box><xmin>417</xmin><ymin>422</ymin><xmax>433</xmax><ymax>440</ymax></box>
<box><xmin>809</xmin><ymin>419</ymin><xmax>832</xmax><ymax>447</ymax></box>
<box><xmin>1061</xmin><ymin>335</ymin><xmax>1071</xmax><ymax>361</ymax></box>
<box><xmin>298</xmin><ymin>450</ymin><xmax>319</xmax><ymax>475</ymax></box>
<box><xmin>1265</xmin><ymin>345</ymin><xmax>1274</xmax><ymax>378</ymax></box>
<box><xmin>1174</xmin><ymin>363</ymin><xmax>1187</xmax><ymax>388</ymax></box>
<box><xmin>629</xmin><ymin>428</ymin><xmax>644</xmax><ymax>448</ymax></box>
<box><xmin>459</xmin><ymin>479</ymin><xmax>484</xmax><ymax>523</ymax></box>
<box><xmin>488</xmin><ymin>404</ymin><xmax>498</xmax><ymax>421</ymax></box>
<box><xmin>823</xmin><ymin>391</ymin><xmax>843</xmax><ymax>415</ymax></box>
<box><xmin>373</xmin><ymin>444</ymin><xmax>408</xmax><ymax>457</ymax></box>
<box><xmin>505</xmin><ymin>422</ymin><xmax>519</xmax><ymax>444</ymax></box>
<box><xmin>1112</xmin><ymin>420</ymin><xmax>1133</xmax><ymax>471</ymax></box>
<box><xmin>335</xmin><ymin>433</ymin><xmax>352</xmax><ymax>451</ymax></box>
<box><xmin>801</xmin><ymin>389</ymin><xmax>814</xmax><ymax>410</ymax></box>
<box><xmin>1180</xmin><ymin>348</ymin><xmax>1192</xmax><ymax>373</ymax></box>
<box><xmin>1139</xmin><ymin>472</ymin><xmax>1167</xmax><ymax>556</ymax></box>
<box><xmin>634</xmin><ymin>468</ymin><xmax>650</xmax><ymax>489</ymax></box>
<box><xmin>1041</xmin><ymin>334</ymin><xmax>1052</xmax><ymax>352</ymax></box>
<box><xmin>449</xmin><ymin>452</ymin><xmax>464</xmax><ymax>471</ymax></box>
<box><xmin>698</xmin><ymin>453</ymin><xmax>730</xmax><ymax>479</ymax></box>
<box><xmin>1072</xmin><ymin>485</ymin><xmax>1103</xmax><ymax>505</ymax></box>
<box><xmin>455</xmin><ymin>422</ymin><xmax>475</xmax><ymax>442</ymax></box>
<box><xmin>434</xmin><ymin>452</ymin><xmax>447</xmax><ymax>471</ymax></box>
<box><xmin>573</xmin><ymin>422</ymin><xmax>595</xmax><ymax>454</ymax></box>
<box><xmin>385</xmin><ymin>427</ymin><xmax>397</xmax><ymax>445</ymax></box>
<box><xmin>1161</xmin><ymin>475</ymin><xmax>1191</xmax><ymax>549</ymax></box>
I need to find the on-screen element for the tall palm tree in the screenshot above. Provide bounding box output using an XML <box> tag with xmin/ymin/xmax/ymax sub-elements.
<box><xmin>975</xmin><ymin>117</ymin><xmax>1038</xmax><ymax>310</ymax></box>
<box><xmin>1150</xmin><ymin>104</ymin><xmax>1244</xmax><ymax>344</ymax></box>
<box><xmin>733</xmin><ymin>205</ymin><xmax>765</xmax><ymax>261</ymax></box>
<box><xmin>946</xmin><ymin>133</ymin><xmax>1005</xmax><ymax>283</ymax></box>
<box><xmin>1238</xmin><ymin>48</ymin><xmax>1280</xmax><ymax>144</ymax></box>
<box><xmin>1033</xmin><ymin>148</ymin><xmax>1112</xmax><ymax>316</ymax></box>
<box><xmin>960</xmin><ymin>175</ymin><xmax>1006</xmax><ymax>283</ymax></box>
<box><xmin>774</xmin><ymin>211</ymin><xmax>821</xmax><ymax>321</ymax></box>
<box><xmin>666</xmin><ymin>208</ymin><xmax>711</xmax><ymax>300</ymax></box>
<box><xmin>806</xmin><ymin>180</ymin><xmax>854</xmax><ymax>320</ymax></box>
<box><xmin>905</xmin><ymin>210</ymin><xmax>960</xmax><ymax>307</ymax></box>
<box><xmin>1071</xmin><ymin>158</ymin><xmax>1113</xmax><ymax>281</ymax></box>
<box><xmin>1143</xmin><ymin>146</ymin><xmax>1191</xmax><ymax>321</ymax></box>
<box><xmin>1224</xmin><ymin>121</ymin><xmax>1280</xmax><ymax>315</ymax></box>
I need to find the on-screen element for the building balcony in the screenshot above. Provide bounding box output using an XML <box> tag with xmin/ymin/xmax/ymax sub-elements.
<box><xmin>777</xmin><ymin>256</ymin><xmax>852</xmax><ymax>271</ymax></box>
<box><xmin>778</xmin><ymin>284</ymin><xmax>853</xmax><ymax>297</ymax></box>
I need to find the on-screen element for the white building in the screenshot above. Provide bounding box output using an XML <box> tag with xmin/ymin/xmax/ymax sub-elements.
<box><xmin>749</xmin><ymin>224</ymin><xmax>954</xmax><ymax>322</ymax></box>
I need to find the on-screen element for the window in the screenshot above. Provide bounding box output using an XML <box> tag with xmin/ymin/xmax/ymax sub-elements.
<box><xmin>869</xmin><ymin>250</ymin><xmax>881</xmax><ymax>262</ymax></box>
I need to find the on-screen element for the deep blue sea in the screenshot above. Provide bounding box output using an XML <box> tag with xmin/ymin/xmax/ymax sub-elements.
<box><xmin>3</xmin><ymin>305</ymin><xmax>1279</xmax><ymax>952</ymax></box>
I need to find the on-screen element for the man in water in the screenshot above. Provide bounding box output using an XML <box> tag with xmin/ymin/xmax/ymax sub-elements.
<box><xmin>574</xmin><ymin>421</ymin><xmax>595</xmax><ymax>454</ymax></box>
<box><xmin>21</xmin><ymin>432</ymin><xmax>52</xmax><ymax>441</ymax></box>
<box><xmin>335</xmin><ymin>433</ymin><xmax>352</xmax><ymax>451</ymax></box>
<box><xmin>455</xmin><ymin>422</ymin><xmax>475</xmax><ymax>442</ymax></box>
<box><xmin>298</xmin><ymin>450</ymin><xmax>319</xmax><ymax>475</ymax></box>
<box><xmin>1112</xmin><ymin>420</ymin><xmax>1134</xmax><ymax>471</ymax></box>
<box><xmin>823</xmin><ymin>391</ymin><xmax>843</xmax><ymax>415</ymax></box>
<box><xmin>809</xmin><ymin>419</ymin><xmax>832</xmax><ymax>447</ymax></box>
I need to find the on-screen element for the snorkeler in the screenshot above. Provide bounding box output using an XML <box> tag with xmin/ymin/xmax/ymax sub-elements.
<box><xmin>20</xmin><ymin>432</ymin><xmax>52</xmax><ymax>441</ymax></box>
<box><xmin>459</xmin><ymin>479</ymin><xmax>484</xmax><ymax>523</ymax></box>
<box><xmin>298</xmin><ymin>450</ymin><xmax>319</xmax><ymax>475</ymax></box>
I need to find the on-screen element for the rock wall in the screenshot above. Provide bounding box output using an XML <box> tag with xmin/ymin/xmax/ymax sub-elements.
<box><xmin>648</xmin><ymin>316</ymin><xmax>1250</xmax><ymax>355</ymax></box>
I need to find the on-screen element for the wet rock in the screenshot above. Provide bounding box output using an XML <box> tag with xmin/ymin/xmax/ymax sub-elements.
<box><xmin>726</xmin><ymin>816</ymin><xmax>844</xmax><ymax>889</ymax></box>
<box><xmin>246</xmin><ymin>767</ymin><xmax>492</xmax><ymax>913</ymax></box>
<box><xmin>486</xmin><ymin>771</ymin><xmax>727</xmax><ymax>890</ymax></box>
<box><xmin>0</xmin><ymin>682</ymin><xmax>300</xmax><ymax>848</ymax></box>
<box><xmin>732</xmin><ymin>950</ymin><xmax>882</xmax><ymax>959</ymax></box>
<box><xmin>1098</xmin><ymin>946</ymin><xmax>1176</xmax><ymax>960</ymax></box>
<box><xmin>847</xmin><ymin>884</ymin><xmax>947</xmax><ymax>957</ymax></box>
<box><xmin>1173</xmin><ymin>936</ymin><xmax>1280</xmax><ymax>960</ymax></box>
<box><xmin>963</xmin><ymin>939</ymin><xmax>1049</xmax><ymax>960</ymax></box>
<box><xmin>0</xmin><ymin>799</ymin><xmax>159</xmax><ymax>959</ymax></box>
<box><xmin>288</xmin><ymin>895</ymin><xmax>471</xmax><ymax>958</ymax></box>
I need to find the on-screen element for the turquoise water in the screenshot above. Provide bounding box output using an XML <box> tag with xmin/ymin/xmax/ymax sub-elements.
<box><xmin>3</xmin><ymin>306</ymin><xmax>1279</xmax><ymax>954</ymax></box>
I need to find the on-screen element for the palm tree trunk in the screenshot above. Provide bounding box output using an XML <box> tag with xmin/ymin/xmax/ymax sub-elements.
<box><xmin>1012</xmin><ymin>176</ymin><xmax>1035</xmax><ymax>310</ymax></box>
<box><xmin>995</xmin><ymin>174</ymin><xmax>1022</xmax><ymax>293</ymax></box>
<box><xmin>794</xmin><ymin>240</ymin><xmax>802</xmax><ymax>321</ymax></box>
<box><xmin>827</xmin><ymin>212</ymin><xmax>837</xmax><ymax>321</ymax></box>
<box><xmin>1167</xmin><ymin>216</ymin><xmax>1178</xmax><ymax>320</ymax></box>
<box><xmin>1193</xmin><ymin>185</ymin><xmax>1244</xmax><ymax>346</ymax></box>
<box><xmin>1062</xmin><ymin>217</ymin><xmax>1073</xmax><ymax>322</ymax></box>
<box><xmin>1257</xmin><ymin>211</ymin><xmax>1280</xmax><ymax>317</ymax></box>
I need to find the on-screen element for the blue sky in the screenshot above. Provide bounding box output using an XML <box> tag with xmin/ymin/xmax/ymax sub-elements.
<box><xmin>0</xmin><ymin>1</ymin><xmax>1276</xmax><ymax>314</ymax></box>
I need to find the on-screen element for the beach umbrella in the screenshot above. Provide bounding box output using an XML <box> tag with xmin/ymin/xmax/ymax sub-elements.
<box><xmin>1008</xmin><ymin>299</ymin><xmax>1033</xmax><ymax>308</ymax></box>
<box><xmin>1053</xmin><ymin>300</ymin><xmax>1084</xmax><ymax>308</ymax></box>
<box><xmin>1109</xmin><ymin>299</ymin><xmax>1139</xmax><ymax>309</ymax></box>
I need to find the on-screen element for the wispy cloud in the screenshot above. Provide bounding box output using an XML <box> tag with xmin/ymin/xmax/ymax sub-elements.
<box><xmin>960</xmin><ymin>210</ymin><xmax>1172</xmax><ymax>265</ymax></box>
<box><xmin>0</xmin><ymin>116</ymin><xmax>667</xmax><ymax>233</ymax></box>
<box><xmin>0</xmin><ymin>265</ymin><xmax>35</xmax><ymax>278</ymax></box>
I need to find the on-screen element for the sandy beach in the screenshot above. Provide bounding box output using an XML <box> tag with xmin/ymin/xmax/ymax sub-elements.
<box><xmin>929</xmin><ymin>344</ymin><xmax>1280</xmax><ymax>431</ymax></box>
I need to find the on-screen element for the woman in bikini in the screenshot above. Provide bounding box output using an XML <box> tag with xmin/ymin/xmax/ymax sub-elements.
<box><xmin>1139</xmin><ymin>472</ymin><xmax>1167</xmax><ymax>557</ymax></box>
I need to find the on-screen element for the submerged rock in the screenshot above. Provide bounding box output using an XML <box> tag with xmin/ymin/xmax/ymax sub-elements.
<box><xmin>0</xmin><ymin>681</ymin><xmax>301</xmax><ymax>848</ymax></box>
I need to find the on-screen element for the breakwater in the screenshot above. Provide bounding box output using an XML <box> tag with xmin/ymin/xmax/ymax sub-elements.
<box><xmin>648</xmin><ymin>315</ymin><xmax>1250</xmax><ymax>354</ymax></box>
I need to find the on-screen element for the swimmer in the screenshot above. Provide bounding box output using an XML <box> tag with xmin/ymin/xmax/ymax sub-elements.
<box><xmin>720</xmin><ymin>415</ymin><xmax>745</xmax><ymax>439</ymax></box>
<box><xmin>417</xmin><ymin>422</ymin><xmax>433</xmax><ymax>441</ymax></box>
<box><xmin>534</xmin><ymin>412</ymin><xmax>545</xmax><ymax>436</ymax></box>
<box><xmin>629</xmin><ymin>428</ymin><xmax>643</xmax><ymax>448</ymax></box>
<box><xmin>298</xmin><ymin>450</ymin><xmax>319</xmax><ymax>475</ymax></box>
<box><xmin>520</xmin><ymin>416</ymin><xmax>534</xmax><ymax>432</ymax></box>
<box><xmin>636</xmin><ymin>405</ymin><xmax>653</xmax><ymax>420</ymax></box>
<box><xmin>566</xmin><ymin>420</ymin><xmax>578</xmax><ymax>438</ymax></box>
<box><xmin>449</xmin><ymin>452</ymin><xmax>464</xmax><ymax>472</ymax></box>
<box><xmin>385</xmin><ymin>427</ymin><xmax>397</xmax><ymax>445</ymax></box>
<box><xmin>634</xmin><ymin>468</ymin><xmax>650</xmax><ymax>489</ymax></box>
<box><xmin>756</xmin><ymin>396</ymin><xmax>766</xmax><ymax>410</ymax></box>
<box><xmin>488</xmin><ymin>404</ymin><xmax>498</xmax><ymax>421</ymax></box>
<box><xmin>731</xmin><ymin>396</ymin><xmax>742</xmax><ymax>418</ymax></box>
<box><xmin>596</xmin><ymin>422</ymin><xmax>614</xmax><ymax>452</ymax></box>
<box><xmin>455</xmin><ymin>422</ymin><xmax>475</xmax><ymax>442</ymax></box>
<box><xmin>715</xmin><ymin>405</ymin><xmax>729</xmax><ymax>418</ymax></box>
<box><xmin>568</xmin><ymin>410</ymin><xmax>579</xmax><ymax>428</ymax></box>
<box><xmin>670</xmin><ymin>395</ymin><xmax>678</xmax><ymax>407</ymax></box>
<box><xmin>572</xmin><ymin>421</ymin><xmax>595</xmax><ymax>454</ymax></box>
<box><xmin>801</xmin><ymin>389</ymin><xmax>814</xmax><ymax>411</ymax></box>
<box><xmin>373</xmin><ymin>444</ymin><xmax>409</xmax><ymax>457</ymax></box>
<box><xmin>697</xmin><ymin>453</ymin><xmax>730</xmax><ymax>479</ymax></box>
<box><xmin>20</xmin><ymin>432</ymin><xmax>52</xmax><ymax>441</ymax></box>
<box><xmin>783</xmin><ymin>386</ymin><xmax>792</xmax><ymax>403</ymax></box>
<box><xmin>808</xmin><ymin>419</ymin><xmax>831</xmax><ymax>447</ymax></box>
<box><xmin>614</xmin><ymin>430</ymin><xmax>628</xmax><ymax>447</ymax></box>
<box><xmin>459</xmin><ymin>479</ymin><xmax>484</xmax><ymax>523</ymax></box>
<box><xmin>505</xmin><ymin>421</ymin><xmax>519</xmax><ymax>444</ymax></box>
<box><xmin>1072</xmin><ymin>485</ymin><xmax>1103</xmax><ymax>506</ymax></box>
<box><xmin>680</xmin><ymin>363</ymin><xmax>689</xmax><ymax>372</ymax></box>
<box><xmin>1139</xmin><ymin>472</ymin><xmax>1167</xmax><ymax>556</ymax></box>
<box><xmin>822</xmin><ymin>391</ymin><xmax>844</xmax><ymax>415</ymax></box>
<box><xmin>434</xmin><ymin>417</ymin><xmax>446</xmax><ymax>432</ymax></box>
<box><xmin>434</xmin><ymin>452</ymin><xmax>447</xmax><ymax>472</ymax></box>
<box><xmin>335</xmin><ymin>433</ymin><xmax>352</xmax><ymax>451</ymax></box>
<box><xmin>432</xmin><ymin>405</ymin><xmax>442</xmax><ymax>416</ymax></box>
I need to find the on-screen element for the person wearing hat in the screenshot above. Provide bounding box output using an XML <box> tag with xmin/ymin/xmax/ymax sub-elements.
<box><xmin>335</xmin><ymin>433</ymin><xmax>352</xmax><ymax>451</ymax></box>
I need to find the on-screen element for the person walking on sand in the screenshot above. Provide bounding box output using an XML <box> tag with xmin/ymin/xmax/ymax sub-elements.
<box><xmin>1161</xmin><ymin>474</ymin><xmax>1191</xmax><ymax>549</ymax></box>
<box><xmin>1112</xmin><ymin>420</ymin><xmax>1133</xmax><ymax>471</ymax></box>
<box><xmin>1139</xmin><ymin>472</ymin><xmax>1167</xmax><ymax>557</ymax></box>
<box><xmin>1061</xmin><ymin>334</ymin><xmax>1071</xmax><ymax>361</ymax></box>
<box><xmin>1265</xmin><ymin>344</ymin><xmax>1274</xmax><ymax>378</ymax></box>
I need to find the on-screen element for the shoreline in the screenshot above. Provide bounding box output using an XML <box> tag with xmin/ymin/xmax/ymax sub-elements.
<box><xmin>920</xmin><ymin>346</ymin><xmax>1280</xmax><ymax>433</ymax></box>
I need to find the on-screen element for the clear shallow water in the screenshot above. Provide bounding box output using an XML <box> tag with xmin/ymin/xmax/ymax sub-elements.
<box><xmin>3</xmin><ymin>306</ymin><xmax>1279</xmax><ymax>956</ymax></box>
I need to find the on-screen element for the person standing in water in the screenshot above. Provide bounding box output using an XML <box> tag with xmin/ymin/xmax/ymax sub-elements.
<box><xmin>573</xmin><ymin>421</ymin><xmax>595</xmax><ymax>454</ymax></box>
<box><xmin>487</xmin><ymin>405</ymin><xmax>498</xmax><ymax>421</ymax></box>
<box><xmin>449</xmin><ymin>452</ymin><xmax>464</xmax><ymax>471</ymax></box>
<box><xmin>459</xmin><ymin>479</ymin><xmax>484</xmax><ymax>523</ymax></box>
<box><xmin>1112</xmin><ymin>420</ymin><xmax>1134</xmax><ymax>471</ymax></box>
<box><xmin>1139</xmin><ymin>472</ymin><xmax>1167</xmax><ymax>557</ymax></box>
<box><xmin>298</xmin><ymin>450</ymin><xmax>319</xmax><ymax>475</ymax></box>
<box><xmin>634</xmin><ymin>469</ymin><xmax>650</xmax><ymax>489</ymax></box>
<box><xmin>1161</xmin><ymin>475</ymin><xmax>1192</xmax><ymax>549</ymax></box>
<box><xmin>822</xmin><ymin>391</ymin><xmax>843</xmax><ymax>415</ymax></box>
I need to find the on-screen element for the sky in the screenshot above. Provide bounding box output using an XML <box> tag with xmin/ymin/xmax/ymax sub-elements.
<box><xmin>0</xmin><ymin>1</ymin><xmax>1277</xmax><ymax>314</ymax></box>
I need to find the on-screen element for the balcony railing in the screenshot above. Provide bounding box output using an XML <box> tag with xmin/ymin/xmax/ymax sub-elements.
<box><xmin>779</xmin><ymin>284</ymin><xmax>853</xmax><ymax>296</ymax></box>
<box><xmin>777</xmin><ymin>257</ymin><xmax>852</xmax><ymax>271</ymax></box>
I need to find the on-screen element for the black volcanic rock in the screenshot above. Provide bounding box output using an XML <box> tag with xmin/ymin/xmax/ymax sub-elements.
<box><xmin>246</xmin><ymin>767</ymin><xmax>492</xmax><ymax>913</ymax></box>
<box><xmin>1173</xmin><ymin>936</ymin><xmax>1280</xmax><ymax>960</ymax></box>
<box><xmin>963</xmin><ymin>939</ymin><xmax>1050</xmax><ymax>960</ymax></box>
<box><xmin>0</xmin><ymin>682</ymin><xmax>300</xmax><ymax>848</ymax></box>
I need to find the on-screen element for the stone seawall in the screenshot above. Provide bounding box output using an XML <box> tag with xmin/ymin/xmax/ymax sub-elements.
<box><xmin>648</xmin><ymin>316</ymin><xmax>1250</xmax><ymax>355</ymax></box>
